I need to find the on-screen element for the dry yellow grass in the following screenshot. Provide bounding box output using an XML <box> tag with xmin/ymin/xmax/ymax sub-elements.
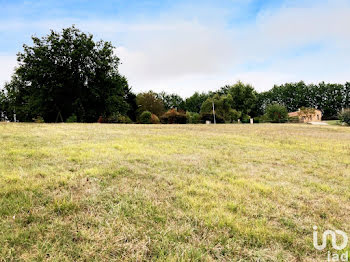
<box><xmin>1</xmin><ymin>123</ymin><xmax>350</xmax><ymax>261</ymax></box>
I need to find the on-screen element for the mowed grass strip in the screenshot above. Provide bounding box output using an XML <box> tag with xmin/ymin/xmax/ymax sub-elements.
<box><xmin>0</xmin><ymin>123</ymin><xmax>350</xmax><ymax>261</ymax></box>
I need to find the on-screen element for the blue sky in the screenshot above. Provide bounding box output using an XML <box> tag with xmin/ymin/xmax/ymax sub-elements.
<box><xmin>1</xmin><ymin>0</ymin><xmax>350</xmax><ymax>97</ymax></box>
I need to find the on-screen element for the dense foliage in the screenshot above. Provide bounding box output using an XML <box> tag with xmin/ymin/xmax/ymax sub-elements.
<box><xmin>265</xmin><ymin>104</ymin><xmax>288</xmax><ymax>123</ymax></box>
<box><xmin>184</xmin><ymin>92</ymin><xmax>209</xmax><ymax>113</ymax></box>
<box><xmin>218</xmin><ymin>81</ymin><xmax>258</xmax><ymax>117</ymax></box>
<box><xmin>1</xmin><ymin>26</ymin><xmax>350</xmax><ymax>124</ymax></box>
<box><xmin>339</xmin><ymin>109</ymin><xmax>350</xmax><ymax>125</ymax></box>
<box><xmin>160</xmin><ymin>109</ymin><xmax>187</xmax><ymax>124</ymax></box>
<box><xmin>200</xmin><ymin>94</ymin><xmax>241</xmax><ymax>123</ymax></box>
<box><xmin>139</xmin><ymin>111</ymin><xmax>152</xmax><ymax>124</ymax></box>
<box><xmin>258</xmin><ymin>81</ymin><xmax>350</xmax><ymax>119</ymax></box>
<box><xmin>157</xmin><ymin>92</ymin><xmax>185</xmax><ymax>111</ymax></box>
<box><xmin>1</xmin><ymin>26</ymin><xmax>135</xmax><ymax>122</ymax></box>
<box><xmin>186</xmin><ymin>112</ymin><xmax>200</xmax><ymax>124</ymax></box>
<box><xmin>136</xmin><ymin>91</ymin><xmax>165</xmax><ymax>117</ymax></box>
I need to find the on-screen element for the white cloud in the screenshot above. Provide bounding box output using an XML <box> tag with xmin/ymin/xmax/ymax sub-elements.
<box><xmin>115</xmin><ymin>0</ymin><xmax>350</xmax><ymax>96</ymax></box>
<box><xmin>0</xmin><ymin>56</ymin><xmax>17</xmax><ymax>88</ymax></box>
<box><xmin>254</xmin><ymin>0</ymin><xmax>350</xmax><ymax>48</ymax></box>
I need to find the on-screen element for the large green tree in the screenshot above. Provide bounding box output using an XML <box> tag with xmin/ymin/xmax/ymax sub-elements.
<box><xmin>200</xmin><ymin>94</ymin><xmax>241</xmax><ymax>123</ymax></box>
<box><xmin>184</xmin><ymin>92</ymin><xmax>209</xmax><ymax>113</ymax></box>
<box><xmin>218</xmin><ymin>81</ymin><xmax>257</xmax><ymax>116</ymax></box>
<box><xmin>157</xmin><ymin>92</ymin><xmax>185</xmax><ymax>111</ymax></box>
<box><xmin>2</xmin><ymin>26</ymin><xmax>134</xmax><ymax>122</ymax></box>
<box><xmin>136</xmin><ymin>91</ymin><xmax>165</xmax><ymax>117</ymax></box>
<box><xmin>265</xmin><ymin>104</ymin><xmax>288</xmax><ymax>123</ymax></box>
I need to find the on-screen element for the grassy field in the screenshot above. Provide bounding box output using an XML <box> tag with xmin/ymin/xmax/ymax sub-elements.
<box><xmin>1</xmin><ymin>123</ymin><xmax>350</xmax><ymax>261</ymax></box>
<box><xmin>323</xmin><ymin>120</ymin><xmax>340</xmax><ymax>126</ymax></box>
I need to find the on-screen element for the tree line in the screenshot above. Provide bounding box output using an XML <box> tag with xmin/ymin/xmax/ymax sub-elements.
<box><xmin>1</xmin><ymin>26</ymin><xmax>349</xmax><ymax>123</ymax></box>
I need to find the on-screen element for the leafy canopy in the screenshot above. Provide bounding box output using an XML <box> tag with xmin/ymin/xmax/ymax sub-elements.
<box><xmin>2</xmin><ymin>26</ymin><xmax>133</xmax><ymax>122</ymax></box>
<box><xmin>218</xmin><ymin>81</ymin><xmax>257</xmax><ymax>116</ymax></box>
<box><xmin>136</xmin><ymin>91</ymin><xmax>165</xmax><ymax>117</ymax></box>
<box><xmin>200</xmin><ymin>94</ymin><xmax>241</xmax><ymax>123</ymax></box>
<box><xmin>265</xmin><ymin>104</ymin><xmax>288</xmax><ymax>123</ymax></box>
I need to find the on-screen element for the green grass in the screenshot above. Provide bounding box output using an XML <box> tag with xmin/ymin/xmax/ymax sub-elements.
<box><xmin>1</xmin><ymin>123</ymin><xmax>350</xmax><ymax>261</ymax></box>
<box><xmin>323</xmin><ymin>120</ymin><xmax>340</xmax><ymax>125</ymax></box>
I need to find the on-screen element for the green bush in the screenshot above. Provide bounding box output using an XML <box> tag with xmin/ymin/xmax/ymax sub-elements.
<box><xmin>117</xmin><ymin>115</ymin><xmax>133</xmax><ymax>124</ymax></box>
<box><xmin>200</xmin><ymin>112</ymin><xmax>225</xmax><ymax>123</ymax></box>
<box><xmin>32</xmin><ymin>116</ymin><xmax>44</xmax><ymax>123</ymax></box>
<box><xmin>161</xmin><ymin>109</ymin><xmax>187</xmax><ymax>124</ymax></box>
<box><xmin>288</xmin><ymin>116</ymin><xmax>300</xmax><ymax>123</ymax></box>
<box><xmin>253</xmin><ymin>116</ymin><xmax>260</xmax><ymax>123</ymax></box>
<box><xmin>151</xmin><ymin>114</ymin><xmax>160</xmax><ymax>124</ymax></box>
<box><xmin>338</xmin><ymin>109</ymin><xmax>350</xmax><ymax>125</ymax></box>
<box><xmin>186</xmin><ymin>112</ymin><xmax>200</xmax><ymax>124</ymax></box>
<box><xmin>229</xmin><ymin>109</ymin><xmax>242</xmax><ymax>122</ymax></box>
<box><xmin>265</xmin><ymin>104</ymin><xmax>288</xmax><ymax>123</ymax></box>
<box><xmin>241</xmin><ymin>114</ymin><xmax>251</xmax><ymax>123</ymax></box>
<box><xmin>98</xmin><ymin>114</ymin><xmax>133</xmax><ymax>123</ymax></box>
<box><xmin>200</xmin><ymin>94</ymin><xmax>241</xmax><ymax>123</ymax></box>
<box><xmin>139</xmin><ymin>111</ymin><xmax>152</xmax><ymax>124</ymax></box>
<box><xmin>66</xmin><ymin>114</ymin><xmax>77</xmax><ymax>123</ymax></box>
<box><xmin>253</xmin><ymin>115</ymin><xmax>269</xmax><ymax>123</ymax></box>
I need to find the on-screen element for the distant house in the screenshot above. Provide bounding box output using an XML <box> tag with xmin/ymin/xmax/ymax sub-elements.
<box><xmin>288</xmin><ymin>108</ymin><xmax>322</xmax><ymax>123</ymax></box>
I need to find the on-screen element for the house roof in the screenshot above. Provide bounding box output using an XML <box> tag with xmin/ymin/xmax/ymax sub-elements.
<box><xmin>288</xmin><ymin>111</ymin><xmax>299</xmax><ymax>117</ymax></box>
<box><xmin>288</xmin><ymin>109</ymin><xmax>322</xmax><ymax>117</ymax></box>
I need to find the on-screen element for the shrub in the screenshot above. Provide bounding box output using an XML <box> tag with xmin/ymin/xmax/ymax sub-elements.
<box><xmin>186</xmin><ymin>112</ymin><xmax>200</xmax><ymax>124</ymax></box>
<box><xmin>32</xmin><ymin>116</ymin><xmax>44</xmax><ymax>123</ymax></box>
<box><xmin>161</xmin><ymin>109</ymin><xmax>187</xmax><ymax>124</ymax></box>
<box><xmin>254</xmin><ymin>114</ymin><xmax>269</xmax><ymax>123</ymax></box>
<box><xmin>229</xmin><ymin>109</ymin><xmax>242</xmax><ymax>122</ymax></box>
<box><xmin>199</xmin><ymin>112</ymin><xmax>225</xmax><ymax>123</ymax></box>
<box><xmin>200</xmin><ymin>94</ymin><xmax>240</xmax><ymax>123</ymax></box>
<box><xmin>97</xmin><ymin>114</ymin><xmax>133</xmax><ymax>123</ymax></box>
<box><xmin>66</xmin><ymin>114</ymin><xmax>77</xmax><ymax>123</ymax></box>
<box><xmin>139</xmin><ymin>111</ymin><xmax>152</xmax><ymax>124</ymax></box>
<box><xmin>97</xmin><ymin>116</ymin><xmax>104</xmax><ymax>123</ymax></box>
<box><xmin>265</xmin><ymin>104</ymin><xmax>288</xmax><ymax>123</ymax></box>
<box><xmin>136</xmin><ymin>91</ymin><xmax>165</xmax><ymax>117</ymax></box>
<box><xmin>288</xmin><ymin>116</ymin><xmax>300</xmax><ymax>123</ymax></box>
<box><xmin>339</xmin><ymin>109</ymin><xmax>350</xmax><ymax>125</ymax></box>
<box><xmin>241</xmin><ymin>114</ymin><xmax>251</xmax><ymax>123</ymax></box>
<box><xmin>117</xmin><ymin>115</ymin><xmax>133</xmax><ymax>124</ymax></box>
<box><xmin>151</xmin><ymin>114</ymin><xmax>160</xmax><ymax>124</ymax></box>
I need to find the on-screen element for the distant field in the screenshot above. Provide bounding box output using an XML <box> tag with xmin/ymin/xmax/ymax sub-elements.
<box><xmin>1</xmin><ymin>123</ymin><xmax>350</xmax><ymax>261</ymax></box>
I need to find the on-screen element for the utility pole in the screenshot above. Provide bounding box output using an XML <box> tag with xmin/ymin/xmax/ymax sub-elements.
<box><xmin>212</xmin><ymin>101</ymin><xmax>216</xmax><ymax>124</ymax></box>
